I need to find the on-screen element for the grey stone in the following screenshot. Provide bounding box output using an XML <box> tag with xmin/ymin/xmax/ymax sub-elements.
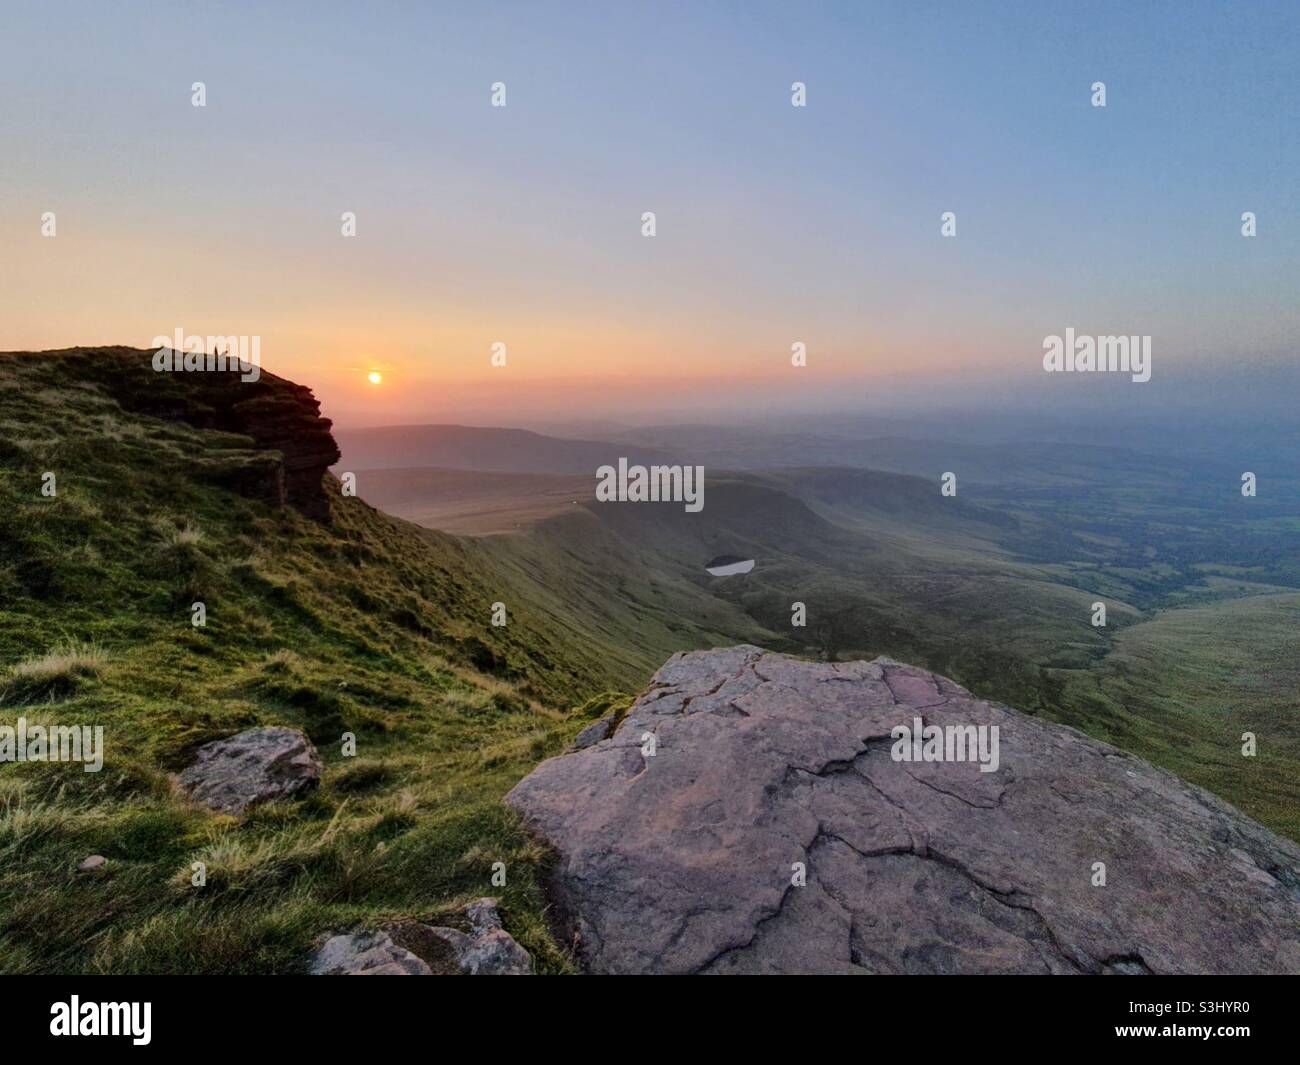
<box><xmin>507</xmin><ymin>646</ymin><xmax>1300</xmax><ymax>975</ymax></box>
<box><xmin>311</xmin><ymin>900</ymin><xmax>533</xmax><ymax>976</ymax></box>
<box><xmin>309</xmin><ymin>931</ymin><xmax>431</xmax><ymax>976</ymax></box>
<box><xmin>77</xmin><ymin>854</ymin><xmax>106</xmax><ymax>872</ymax></box>
<box><xmin>464</xmin><ymin>897</ymin><xmax>504</xmax><ymax>933</ymax></box>
<box><xmin>427</xmin><ymin>899</ymin><xmax>533</xmax><ymax>975</ymax></box>
<box><xmin>177</xmin><ymin>726</ymin><xmax>322</xmax><ymax>814</ymax></box>
<box><xmin>572</xmin><ymin>712</ymin><xmax>617</xmax><ymax>750</ymax></box>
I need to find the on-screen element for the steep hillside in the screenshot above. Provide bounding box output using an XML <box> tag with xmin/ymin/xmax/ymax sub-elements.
<box><xmin>1058</xmin><ymin>593</ymin><xmax>1300</xmax><ymax>840</ymax></box>
<box><xmin>0</xmin><ymin>347</ymin><xmax>681</xmax><ymax>974</ymax></box>
<box><xmin>756</xmin><ymin>466</ymin><xmax>1020</xmax><ymax>547</ymax></box>
<box><xmin>570</xmin><ymin>470</ymin><xmax>1127</xmax><ymax>711</ymax></box>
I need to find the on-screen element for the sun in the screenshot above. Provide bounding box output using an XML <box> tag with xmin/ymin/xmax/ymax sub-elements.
<box><xmin>367</xmin><ymin>371</ymin><xmax>383</xmax><ymax>385</ymax></box>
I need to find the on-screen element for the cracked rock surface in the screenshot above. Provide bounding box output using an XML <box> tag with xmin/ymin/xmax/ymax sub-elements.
<box><xmin>506</xmin><ymin>646</ymin><xmax>1300</xmax><ymax>974</ymax></box>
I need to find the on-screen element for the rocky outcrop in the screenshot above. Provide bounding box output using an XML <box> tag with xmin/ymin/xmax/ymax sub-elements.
<box><xmin>29</xmin><ymin>346</ymin><xmax>341</xmax><ymax>522</ymax></box>
<box><xmin>507</xmin><ymin>646</ymin><xmax>1300</xmax><ymax>975</ymax></box>
<box><xmin>212</xmin><ymin>385</ymin><xmax>340</xmax><ymax>522</ymax></box>
<box><xmin>177</xmin><ymin>726</ymin><xmax>323</xmax><ymax>815</ymax></box>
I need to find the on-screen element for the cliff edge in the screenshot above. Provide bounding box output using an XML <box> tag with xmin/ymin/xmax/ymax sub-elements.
<box><xmin>6</xmin><ymin>346</ymin><xmax>340</xmax><ymax>521</ymax></box>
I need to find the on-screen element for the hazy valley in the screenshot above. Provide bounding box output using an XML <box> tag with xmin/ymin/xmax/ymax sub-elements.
<box><xmin>338</xmin><ymin>413</ymin><xmax>1300</xmax><ymax>842</ymax></box>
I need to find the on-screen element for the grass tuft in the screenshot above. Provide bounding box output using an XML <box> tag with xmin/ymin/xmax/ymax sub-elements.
<box><xmin>3</xmin><ymin>641</ymin><xmax>107</xmax><ymax>703</ymax></box>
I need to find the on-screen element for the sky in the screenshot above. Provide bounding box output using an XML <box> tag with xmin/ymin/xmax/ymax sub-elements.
<box><xmin>2</xmin><ymin>1</ymin><xmax>1297</xmax><ymax>427</ymax></box>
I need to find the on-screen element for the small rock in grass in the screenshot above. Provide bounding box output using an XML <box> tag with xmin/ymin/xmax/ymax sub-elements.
<box><xmin>309</xmin><ymin>931</ymin><xmax>432</xmax><ymax>976</ymax></box>
<box><xmin>177</xmin><ymin>726</ymin><xmax>322</xmax><ymax>815</ymax></box>
<box><xmin>427</xmin><ymin>898</ymin><xmax>534</xmax><ymax>975</ymax></box>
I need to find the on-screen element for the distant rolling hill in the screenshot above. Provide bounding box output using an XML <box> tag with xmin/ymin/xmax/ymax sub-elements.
<box><xmin>754</xmin><ymin>466</ymin><xmax>1020</xmax><ymax>548</ymax></box>
<box><xmin>347</xmin><ymin>455</ymin><xmax>1134</xmax><ymax>711</ymax></box>
<box><xmin>335</xmin><ymin>423</ymin><xmax>676</xmax><ymax>475</ymax></box>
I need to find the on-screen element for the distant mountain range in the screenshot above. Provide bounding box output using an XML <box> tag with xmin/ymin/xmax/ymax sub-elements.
<box><xmin>335</xmin><ymin>423</ymin><xmax>676</xmax><ymax>475</ymax></box>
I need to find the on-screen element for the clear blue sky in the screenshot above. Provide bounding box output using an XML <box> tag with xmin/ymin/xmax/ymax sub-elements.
<box><xmin>3</xmin><ymin>1</ymin><xmax>1296</xmax><ymax>423</ymax></box>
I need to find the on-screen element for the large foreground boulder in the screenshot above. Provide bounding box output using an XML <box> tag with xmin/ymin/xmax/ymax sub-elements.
<box><xmin>506</xmin><ymin>646</ymin><xmax>1300</xmax><ymax>974</ymax></box>
<box><xmin>177</xmin><ymin>726</ymin><xmax>322</xmax><ymax>814</ymax></box>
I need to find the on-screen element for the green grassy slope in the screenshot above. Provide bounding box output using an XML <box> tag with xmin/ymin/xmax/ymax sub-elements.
<box><xmin>0</xmin><ymin>349</ymin><xmax>662</xmax><ymax>974</ymax></box>
<box><xmin>1055</xmin><ymin>593</ymin><xmax>1300</xmax><ymax>840</ymax></box>
<box><xmin>580</xmin><ymin>470</ymin><xmax>1136</xmax><ymax>711</ymax></box>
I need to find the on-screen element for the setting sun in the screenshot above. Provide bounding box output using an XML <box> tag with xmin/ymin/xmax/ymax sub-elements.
<box><xmin>5</xmin><ymin>0</ymin><xmax>1298</xmax><ymax>991</ymax></box>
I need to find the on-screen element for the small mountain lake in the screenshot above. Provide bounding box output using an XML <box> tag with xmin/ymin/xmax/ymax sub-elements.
<box><xmin>705</xmin><ymin>555</ymin><xmax>755</xmax><ymax>577</ymax></box>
